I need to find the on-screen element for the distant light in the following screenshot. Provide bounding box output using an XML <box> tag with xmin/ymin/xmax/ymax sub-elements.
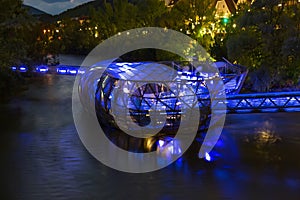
<box><xmin>221</xmin><ymin>17</ymin><xmax>229</xmax><ymax>25</ymax></box>
<box><xmin>11</xmin><ymin>66</ymin><xmax>17</xmax><ymax>71</ymax></box>
<box><xmin>204</xmin><ymin>152</ymin><xmax>212</xmax><ymax>162</ymax></box>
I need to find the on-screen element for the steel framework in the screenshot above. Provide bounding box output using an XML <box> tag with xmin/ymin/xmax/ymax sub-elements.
<box><xmin>223</xmin><ymin>91</ymin><xmax>300</xmax><ymax>113</ymax></box>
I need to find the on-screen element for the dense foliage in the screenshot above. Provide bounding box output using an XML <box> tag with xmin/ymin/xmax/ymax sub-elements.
<box><xmin>226</xmin><ymin>0</ymin><xmax>300</xmax><ymax>91</ymax></box>
<box><xmin>1</xmin><ymin>0</ymin><xmax>300</xmax><ymax>98</ymax></box>
<box><xmin>0</xmin><ymin>0</ymin><xmax>35</xmax><ymax>101</ymax></box>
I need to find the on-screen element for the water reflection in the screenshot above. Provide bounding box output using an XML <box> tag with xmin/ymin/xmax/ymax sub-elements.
<box><xmin>0</xmin><ymin>75</ymin><xmax>300</xmax><ymax>199</ymax></box>
<box><xmin>254</xmin><ymin>121</ymin><xmax>282</xmax><ymax>146</ymax></box>
<box><xmin>242</xmin><ymin>121</ymin><xmax>283</xmax><ymax>165</ymax></box>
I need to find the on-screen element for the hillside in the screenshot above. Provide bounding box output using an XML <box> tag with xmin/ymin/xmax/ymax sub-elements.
<box><xmin>22</xmin><ymin>4</ymin><xmax>54</xmax><ymax>22</ymax></box>
<box><xmin>22</xmin><ymin>4</ymin><xmax>50</xmax><ymax>16</ymax></box>
<box><xmin>56</xmin><ymin>0</ymin><xmax>103</xmax><ymax>19</ymax></box>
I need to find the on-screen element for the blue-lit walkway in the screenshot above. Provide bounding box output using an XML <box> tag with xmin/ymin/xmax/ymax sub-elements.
<box><xmin>12</xmin><ymin>64</ymin><xmax>300</xmax><ymax>114</ymax></box>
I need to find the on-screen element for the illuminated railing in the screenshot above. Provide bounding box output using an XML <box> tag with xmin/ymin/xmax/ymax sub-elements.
<box><xmin>223</xmin><ymin>91</ymin><xmax>300</xmax><ymax>113</ymax></box>
<box><xmin>11</xmin><ymin>65</ymin><xmax>80</xmax><ymax>75</ymax></box>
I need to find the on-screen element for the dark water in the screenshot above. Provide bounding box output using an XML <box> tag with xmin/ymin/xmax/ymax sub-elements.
<box><xmin>1</xmin><ymin>74</ymin><xmax>300</xmax><ymax>200</ymax></box>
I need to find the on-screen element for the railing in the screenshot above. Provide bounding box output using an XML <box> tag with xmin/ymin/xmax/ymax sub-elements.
<box><xmin>12</xmin><ymin>65</ymin><xmax>300</xmax><ymax>114</ymax></box>
<box><xmin>225</xmin><ymin>91</ymin><xmax>300</xmax><ymax>113</ymax></box>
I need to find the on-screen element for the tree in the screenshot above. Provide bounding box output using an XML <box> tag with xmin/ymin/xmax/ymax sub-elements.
<box><xmin>164</xmin><ymin>0</ymin><xmax>217</xmax><ymax>51</ymax></box>
<box><xmin>226</xmin><ymin>0</ymin><xmax>300</xmax><ymax>92</ymax></box>
<box><xmin>0</xmin><ymin>0</ymin><xmax>36</xmax><ymax>101</ymax></box>
<box><xmin>91</xmin><ymin>0</ymin><xmax>139</xmax><ymax>39</ymax></box>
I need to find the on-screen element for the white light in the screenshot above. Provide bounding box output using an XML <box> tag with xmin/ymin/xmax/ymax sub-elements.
<box><xmin>123</xmin><ymin>88</ymin><xmax>130</xmax><ymax>93</ymax></box>
<box><xmin>205</xmin><ymin>152</ymin><xmax>211</xmax><ymax>161</ymax></box>
<box><xmin>158</xmin><ymin>140</ymin><xmax>165</xmax><ymax>147</ymax></box>
<box><xmin>70</xmin><ymin>70</ymin><xmax>77</xmax><ymax>74</ymax></box>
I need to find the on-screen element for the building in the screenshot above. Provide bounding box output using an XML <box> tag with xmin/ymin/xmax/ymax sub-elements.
<box><xmin>215</xmin><ymin>0</ymin><xmax>253</xmax><ymax>18</ymax></box>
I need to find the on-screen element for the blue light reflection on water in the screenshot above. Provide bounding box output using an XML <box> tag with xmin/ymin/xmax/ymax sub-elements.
<box><xmin>0</xmin><ymin>75</ymin><xmax>300</xmax><ymax>199</ymax></box>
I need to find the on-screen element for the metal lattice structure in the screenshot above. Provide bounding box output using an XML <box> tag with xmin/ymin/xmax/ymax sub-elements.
<box><xmin>224</xmin><ymin>91</ymin><xmax>300</xmax><ymax>113</ymax></box>
<box><xmin>94</xmin><ymin>60</ymin><xmax>247</xmax><ymax>135</ymax></box>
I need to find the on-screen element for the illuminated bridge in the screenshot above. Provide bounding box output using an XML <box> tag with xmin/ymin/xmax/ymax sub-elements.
<box><xmin>204</xmin><ymin>91</ymin><xmax>300</xmax><ymax>114</ymax></box>
<box><xmin>12</xmin><ymin>64</ymin><xmax>300</xmax><ymax>114</ymax></box>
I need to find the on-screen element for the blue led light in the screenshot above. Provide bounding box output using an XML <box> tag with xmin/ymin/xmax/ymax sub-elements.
<box><xmin>36</xmin><ymin>65</ymin><xmax>49</xmax><ymax>73</ymax></box>
<box><xmin>11</xmin><ymin>66</ymin><xmax>17</xmax><ymax>71</ymax></box>
<box><xmin>57</xmin><ymin>69</ymin><xmax>67</xmax><ymax>73</ymax></box>
<box><xmin>69</xmin><ymin>69</ymin><xmax>78</xmax><ymax>74</ymax></box>
<box><xmin>19</xmin><ymin>66</ymin><xmax>28</xmax><ymax>72</ymax></box>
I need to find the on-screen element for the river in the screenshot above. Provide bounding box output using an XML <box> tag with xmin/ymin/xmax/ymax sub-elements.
<box><xmin>0</xmin><ymin>74</ymin><xmax>300</xmax><ymax>199</ymax></box>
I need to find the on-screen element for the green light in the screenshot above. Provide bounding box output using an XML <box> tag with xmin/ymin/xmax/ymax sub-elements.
<box><xmin>222</xmin><ymin>17</ymin><xmax>229</xmax><ymax>25</ymax></box>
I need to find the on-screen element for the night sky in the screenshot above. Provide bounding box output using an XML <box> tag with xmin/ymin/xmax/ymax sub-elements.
<box><xmin>23</xmin><ymin>0</ymin><xmax>95</xmax><ymax>15</ymax></box>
